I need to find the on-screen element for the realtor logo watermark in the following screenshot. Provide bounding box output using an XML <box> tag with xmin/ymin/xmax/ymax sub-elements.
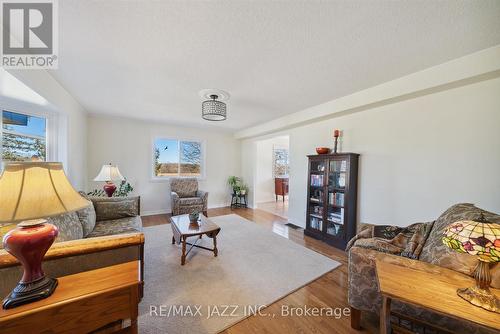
<box><xmin>1</xmin><ymin>0</ymin><xmax>58</xmax><ymax>68</ymax></box>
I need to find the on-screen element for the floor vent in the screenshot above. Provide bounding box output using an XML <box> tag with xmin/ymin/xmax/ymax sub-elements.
<box><xmin>285</xmin><ymin>223</ymin><xmax>302</xmax><ymax>230</ymax></box>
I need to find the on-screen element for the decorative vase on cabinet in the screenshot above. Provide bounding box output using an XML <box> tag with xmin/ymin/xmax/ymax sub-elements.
<box><xmin>304</xmin><ymin>153</ymin><xmax>359</xmax><ymax>250</ymax></box>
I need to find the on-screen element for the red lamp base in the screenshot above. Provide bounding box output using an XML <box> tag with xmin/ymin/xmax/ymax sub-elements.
<box><xmin>1</xmin><ymin>219</ymin><xmax>59</xmax><ymax>309</ymax></box>
<box><xmin>103</xmin><ymin>182</ymin><xmax>116</xmax><ymax>197</ymax></box>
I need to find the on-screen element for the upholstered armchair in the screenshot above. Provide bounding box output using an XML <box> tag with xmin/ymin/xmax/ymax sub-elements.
<box><xmin>170</xmin><ymin>178</ymin><xmax>208</xmax><ymax>216</ymax></box>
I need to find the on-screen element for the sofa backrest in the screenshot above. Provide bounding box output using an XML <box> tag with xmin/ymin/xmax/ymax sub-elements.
<box><xmin>90</xmin><ymin>196</ymin><xmax>141</xmax><ymax>221</ymax></box>
<box><xmin>170</xmin><ymin>178</ymin><xmax>198</xmax><ymax>198</ymax></box>
<box><xmin>419</xmin><ymin>203</ymin><xmax>499</xmax><ymax>287</ymax></box>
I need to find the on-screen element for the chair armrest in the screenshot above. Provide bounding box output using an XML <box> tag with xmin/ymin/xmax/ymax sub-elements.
<box><xmin>196</xmin><ymin>190</ymin><xmax>208</xmax><ymax>200</ymax></box>
<box><xmin>171</xmin><ymin>191</ymin><xmax>179</xmax><ymax>201</ymax></box>
<box><xmin>196</xmin><ymin>190</ymin><xmax>208</xmax><ymax>211</ymax></box>
<box><xmin>171</xmin><ymin>191</ymin><xmax>180</xmax><ymax>215</ymax></box>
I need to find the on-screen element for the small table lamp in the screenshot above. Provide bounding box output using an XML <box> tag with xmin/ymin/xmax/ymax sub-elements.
<box><xmin>442</xmin><ymin>214</ymin><xmax>500</xmax><ymax>313</ymax></box>
<box><xmin>0</xmin><ymin>162</ymin><xmax>89</xmax><ymax>309</ymax></box>
<box><xmin>93</xmin><ymin>163</ymin><xmax>125</xmax><ymax>197</ymax></box>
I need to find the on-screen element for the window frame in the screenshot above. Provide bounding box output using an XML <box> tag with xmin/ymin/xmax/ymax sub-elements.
<box><xmin>0</xmin><ymin>107</ymin><xmax>57</xmax><ymax>167</ymax></box>
<box><xmin>150</xmin><ymin>136</ymin><xmax>206</xmax><ymax>182</ymax></box>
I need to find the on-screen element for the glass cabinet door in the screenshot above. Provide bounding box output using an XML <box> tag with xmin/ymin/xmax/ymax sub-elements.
<box><xmin>308</xmin><ymin>160</ymin><xmax>326</xmax><ymax>232</ymax></box>
<box><xmin>326</xmin><ymin>159</ymin><xmax>347</xmax><ymax>238</ymax></box>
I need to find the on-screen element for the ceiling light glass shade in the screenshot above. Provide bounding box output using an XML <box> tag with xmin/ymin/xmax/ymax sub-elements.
<box><xmin>202</xmin><ymin>95</ymin><xmax>227</xmax><ymax>121</ymax></box>
<box><xmin>0</xmin><ymin>162</ymin><xmax>89</xmax><ymax>223</ymax></box>
<box><xmin>93</xmin><ymin>164</ymin><xmax>125</xmax><ymax>182</ymax></box>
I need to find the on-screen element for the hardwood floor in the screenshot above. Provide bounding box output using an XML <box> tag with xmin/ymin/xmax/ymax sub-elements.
<box><xmin>141</xmin><ymin>207</ymin><xmax>378</xmax><ymax>334</ymax></box>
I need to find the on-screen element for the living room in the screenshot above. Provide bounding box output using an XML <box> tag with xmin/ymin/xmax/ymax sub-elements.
<box><xmin>0</xmin><ymin>1</ymin><xmax>499</xmax><ymax>334</ymax></box>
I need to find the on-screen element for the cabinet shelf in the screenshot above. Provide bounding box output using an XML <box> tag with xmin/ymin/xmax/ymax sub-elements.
<box><xmin>305</xmin><ymin>153</ymin><xmax>359</xmax><ymax>250</ymax></box>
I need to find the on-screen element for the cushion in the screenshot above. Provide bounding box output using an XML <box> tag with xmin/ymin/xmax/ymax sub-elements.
<box><xmin>92</xmin><ymin>197</ymin><xmax>139</xmax><ymax>221</ymax></box>
<box><xmin>170</xmin><ymin>178</ymin><xmax>198</xmax><ymax>198</ymax></box>
<box><xmin>178</xmin><ymin>197</ymin><xmax>204</xmax><ymax>206</ymax></box>
<box><xmin>76</xmin><ymin>201</ymin><xmax>96</xmax><ymax>237</ymax></box>
<box><xmin>419</xmin><ymin>203</ymin><xmax>500</xmax><ymax>287</ymax></box>
<box><xmin>86</xmin><ymin>216</ymin><xmax>142</xmax><ymax>238</ymax></box>
<box><xmin>47</xmin><ymin>212</ymin><xmax>84</xmax><ymax>242</ymax></box>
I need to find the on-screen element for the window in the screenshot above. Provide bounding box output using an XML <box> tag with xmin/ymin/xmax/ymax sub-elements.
<box><xmin>1</xmin><ymin>110</ymin><xmax>47</xmax><ymax>162</ymax></box>
<box><xmin>153</xmin><ymin>138</ymin><xmax>204</xmax><ymax>178</ymax></box>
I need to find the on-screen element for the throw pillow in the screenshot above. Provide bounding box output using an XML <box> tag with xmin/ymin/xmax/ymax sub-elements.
<box><xmin>76</xmin><ymin>200</ymin><xmax>97</xmax><ymax>237</ymax></box>
<box><xmin>47</xmin><ymin>211</ymin><xmax>84</xmax><ymax>242</ymax></box>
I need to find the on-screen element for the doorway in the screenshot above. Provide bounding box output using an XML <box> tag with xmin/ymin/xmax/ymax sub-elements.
<box><xmin>255</xmin><ymin>135</ymin><xmax>290</xmax><ymax>219</ymax></box>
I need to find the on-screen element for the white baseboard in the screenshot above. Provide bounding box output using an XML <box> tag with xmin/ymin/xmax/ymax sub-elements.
<box><xmin>141</xmin><ymin>209</ymin><xmax>170</xmax><ymax>216</ymax></box>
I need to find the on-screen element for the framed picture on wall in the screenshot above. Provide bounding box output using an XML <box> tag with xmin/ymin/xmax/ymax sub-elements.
<box><xmin>273</xmin><ymin>146</ymin><xmax>289</xmax><ymax>177</ymax></box>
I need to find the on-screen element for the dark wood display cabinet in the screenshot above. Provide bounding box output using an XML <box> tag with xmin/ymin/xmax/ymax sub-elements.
<box><xmin>304</xmin><ymin>153</ymin><xmax>359</xmax><ymax>250</ymax></box>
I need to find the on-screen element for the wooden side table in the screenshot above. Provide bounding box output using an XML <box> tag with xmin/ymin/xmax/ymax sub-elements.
<box><xmin>170</xmin><ymin>214</ymin><xmax>221</xmax><ymax>265</ymax></box>
<box><xmin>0</xmin><ymin>261</ymin><xmax>140</xmax><ymax>334</ymax></box>
<box><xmin>375</xmin><ymin>256</ymin><xmax>500</xmax><ymax>334</ymax></box>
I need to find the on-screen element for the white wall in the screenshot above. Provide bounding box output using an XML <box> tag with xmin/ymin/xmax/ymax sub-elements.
<box><xmin>87</xmin><ymin>115</ymin><xmax>241</xmax><ymax>215</ymax></box>
<box><xmin>242</xmin><ymin>77</ymin><xmax>500</xmax><ymax>227</ymax></box>
<box><xmin>5</xmin><ymin>69</ymin><xmax>88</xmax><ymax>190</ymax></box>
<box><xmin>255</xmin><ymin>136</ymin><xmax>289</xmax><ymax>203</ymax></box>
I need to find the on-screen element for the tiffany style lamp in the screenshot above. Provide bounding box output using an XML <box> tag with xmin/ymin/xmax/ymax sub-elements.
<box><xmin>442</xmin><ymin>214</ymin><xmax>500</xmax><ymax>313</ymax></box>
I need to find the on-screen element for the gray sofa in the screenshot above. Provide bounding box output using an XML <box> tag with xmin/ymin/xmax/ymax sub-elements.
<box><xmin>0</xmin><ymin>195</ymin><xmax>144</xmax><ymax>299</ymax></box>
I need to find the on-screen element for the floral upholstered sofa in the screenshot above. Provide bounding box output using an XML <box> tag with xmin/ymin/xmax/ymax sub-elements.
<box><xmin>0</xmin><ymin>195</ymin><xmax>144</xmax><ymax>299</ymax></box>
<box><xmin>347</xmin><ymin>203</ymin><xmax>499</xmax><ymax>334</ymax></box>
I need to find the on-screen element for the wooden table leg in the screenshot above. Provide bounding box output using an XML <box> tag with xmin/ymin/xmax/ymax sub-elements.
<box><xmin>350</xmin><ymin>307</ymin><xmax>361</xmax><ymax>330</ymax></box>
<box><xmin>130</xmin><ymin>284</ymin><xmax>139</xmax><ymax>334</ymax></box>
<box><xmin>213</xmin><ymin>235</ymin><xmax>218</xmax><ymax>257</ymax></box>
<box><xmin>181</xmin><ymin>236</ymin><xmax>187</xmax><ymax>265</ymax></box>
<box><xmin>130</xmin><ymin>318</ymin><xmax>138</xmax><ymax>334</ymax></box>
<box><xmin>380</xmin><ymin>296</ymin><xmax>391</xmax><ymax>334</ymax></box>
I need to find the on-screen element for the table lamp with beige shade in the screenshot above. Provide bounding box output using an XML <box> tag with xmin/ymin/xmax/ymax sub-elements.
<box><xmin>0</xmin><ymin>162</ymin><xmax>89</xmax><ymax>309</ymax></box>
<box><xmin>93</xmin><ymin>163</ymin><xmax>125</xmax><ymax>197</ymax></box>
<box><xmin>442</xmin><ymin>214</ymin><xmax>500</xmax><ymax>313</ymax></box>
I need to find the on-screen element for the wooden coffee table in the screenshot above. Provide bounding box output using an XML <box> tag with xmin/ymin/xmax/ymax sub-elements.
<box><xmin>170</xmin><ymin>214</ymin><xmax>221</xmax><ymax>265</ymax></box>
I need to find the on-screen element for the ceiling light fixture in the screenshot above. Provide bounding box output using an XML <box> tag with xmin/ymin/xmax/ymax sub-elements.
<box><xmin>200</xmin><ymin>89</ymin><xmax>230</xmax><ymax>121</ymax></box>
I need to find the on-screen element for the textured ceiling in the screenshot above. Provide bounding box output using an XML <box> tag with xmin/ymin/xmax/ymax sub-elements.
<box><xmin>50</xmin><ymin>0</ymin><xmax>500</xmax><ymax>130</ymax></box>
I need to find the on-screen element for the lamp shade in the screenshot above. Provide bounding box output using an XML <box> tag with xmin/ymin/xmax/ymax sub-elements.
<box><xmin>0</xmin><ymin>162</ymin><xmax>89</xmax><ymax>223</ymax></box>
<box><xmin>93</xmin><ymin>164</ymin><xmax>125</xmax><ymax>182</ymax></box>
<box><xmin>442</xmin><ymin>216</ymin><xmax>500</xmax><ymax>263</ymax></box>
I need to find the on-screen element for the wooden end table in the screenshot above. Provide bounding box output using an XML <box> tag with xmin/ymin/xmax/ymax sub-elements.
<box><xmin>375</xmin><ymin>255</ymin><xmax>500</xmax><ymax>334</ymax></box>
<box><xmin>170</xmin><ymin>214</ymin><xmax>221</xmax><ymax>265</ymax></box>
<box><xmin>0</xmin><ymin>261</ymin><xmax>140</xmax><ymax>334</ymax></box>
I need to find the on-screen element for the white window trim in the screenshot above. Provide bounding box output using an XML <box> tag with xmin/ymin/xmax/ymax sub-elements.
<box><xmin>0</xmin><ymin>107</ymin><xmax>58</xmax><ymax>168</ymax></box>
<box><xmin>150</xmin><ymin>136</ymin><xmax>206</xmax><ymax>182</ymax></box>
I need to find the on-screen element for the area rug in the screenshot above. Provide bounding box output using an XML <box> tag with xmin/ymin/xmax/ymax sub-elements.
<box><xmin>138</xmin><ymin>214</ymin><xmax>340</xmax><ymax>334</ymax></box>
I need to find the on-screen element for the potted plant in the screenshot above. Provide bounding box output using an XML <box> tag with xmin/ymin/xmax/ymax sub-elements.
<box><xmin>227</xmin><ymin>176</ymin><xmax>241</xmax><ymax>194</ymax></box>
<box><xmin>240</xmin><ymin>184</ymin><xmax>248</xmax><ymax>196</ymax></box>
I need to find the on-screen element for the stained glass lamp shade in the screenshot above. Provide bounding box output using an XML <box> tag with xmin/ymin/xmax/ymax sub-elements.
<box><xmin>442</xmin><ymin>215</ymin><xmax>500</xmax><ymax>312</ymax></box>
